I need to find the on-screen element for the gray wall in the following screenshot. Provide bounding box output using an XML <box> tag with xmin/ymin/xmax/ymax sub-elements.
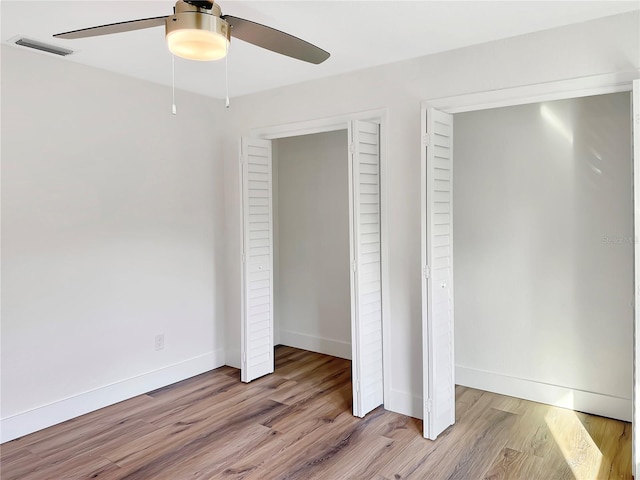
<box><xmin>1</xmin><ymin>45</ymin><xmax>226</xmax><ymax>440</ymax></box>
<box><xmin>453</xmin><ymin>92</ymin><xmax>633</xmax><ymax>418</ymax></box>
<box><xmin>274</xmin><ymin>131</ymin><xmax>351</xmax><ymax>358</ymax></box>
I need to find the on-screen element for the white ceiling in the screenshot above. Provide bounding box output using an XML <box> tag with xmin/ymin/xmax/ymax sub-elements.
<box><xmin>2</xmin><ymin>1</ymin><xmax>639</xmax><ymax>99</ymax></box>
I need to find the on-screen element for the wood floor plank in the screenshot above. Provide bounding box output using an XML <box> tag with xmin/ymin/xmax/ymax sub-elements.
<box><xmin>145</xmin><ymin>367</ymin><xmax>236</xmax><ymax>399</ymax></box>
<box><xmin>374</xmin><ymin>432</ymin><xmax>445</xmax><ymax>479</ymax></box>
<box><xmin>145</xmin><ymin>369</ymin><xmax>240</xmax><ymax>407</ymax></box>
<box><xmin>277</xmin><ymin>356</ymin><xmax>335</xmax><ymax>381</ymax></box>
<box><xmin>104</xmin><ymin>397</ymin><xmax>288</xmax><ymax>468</ymax></box>
<box><xmin>294</xmin><ymin>406</ymin><xmax>421</xmax><ymax>479</ymax></box>
<box><xmin>484</xmin><ymin>391</ymin><xmax>530</xmax><ymax>416</ymax></box>
<box><xmin>18</xmin><ymin>453</ymin><xmax>120</xmax><ymax>480</ymax></box>
<box><xmin>455</xmin><ymin>385</ymin><xmax>485</xmax><ymax>421</ymax></box>
<box><xmin>0</xmin><ymin>448</ymin><xmax>52</xmax><ymax>480</ymax></box>
<box><xmin>262</xmin><ymin>386</ymin><xmax>351</xmax><ymax>434</ymax></box>
<box><xmin>600</xmin><ymin>421</ymin><xmax>632</xmax><ymax>480</ymax></box>
<box><xmin>482</xmin><ymin>447</ymin><xmax>545</xmax><ymax>480</ymax></box>
<box><xmin>5</xmin><ymin>394</ymin><xmax>157</xmax><ymax>450</ymax></box>
<box><xmin>267</xmin><ymin>368</ymin><xmax>350</xmax><ymax>408</ymax></box>
<box><xmin>116</xmin><ymin>422</ymin><xmax>275</xmax><ymax>480</ymax></box>
<box><xmin>239</xmin><ymin>409</ymin><xmax>375</xmax><ymax>480</ymax></box>
<box><xmin>140</xmin><ymin>372</ymin><xmax>270</xmax><ymax>426</ymax></box>
<box><xmin>27</xmin><ymin>418</ymin><xmax>155</xmax><ymax>460</ymax></box>
<box><xmin>367</xmin><ymin>409</ymin><xmax>422</xmax><ymax>441</ymax></box>
<box><xmin>306</xmin><ymin>432</ymin><xmax>395</xmax><ymax>479</ymax></box>
<box><xmin>1</xmin><ymin>347</ymin><xmax>632</xmax><ymax>480</ymax></box>
<box><xmin>406</xmin><ymin>407</ymin><xmax>518</xmax><ymax>480</ymax></box>
<box><xmin>542</xmin><ymin>405</ymin><xmax>606</xmax><ymax>480</ymax></box>
<box><xmin>505</xmin><ymin>401</ymin><xmax>556</xmax><ymax>458</ymax></box>
<box><xmin>221</xmin><ymin>413</ymin><xmax>355</xmax><ymax>479</ymax></box>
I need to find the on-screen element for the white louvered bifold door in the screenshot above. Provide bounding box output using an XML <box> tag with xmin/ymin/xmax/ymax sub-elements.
<box><xmin>349</xmin><ymin>120</ymin><xmax>384</xmax><ymax>417</ymax></box>
<box><xmin>632</xmin><ymin>79</ymin><xmax>639</xmax><ymax>477</ymax></box>
<box><xmin>241</xmin><ymin>137</ymin><xmax>274</xmax><ymax>383</ymax></box>
<box><xmin>422</xmin><ymin>107</ymin><xmax>455</xmax><ymax>439</ymax></box>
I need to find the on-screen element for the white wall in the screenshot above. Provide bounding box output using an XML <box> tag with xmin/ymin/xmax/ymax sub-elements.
<box><xmin>0</xmin><ymin>45</ymin><xmax>226</xmax><ymax>441</ymax></box>
<box><xmin>274</xmin><ymin>131</ymin><xmax>351</xmax><ymax>359</ymax></box>
<box><xmin>223</xmin><ymin>11</ymin><xmax>640</xmax><ymax>418</ymax></box>
<box><xmin>453</xmin><ymin>93</ymin><xmax>633</xmax><ymax>420</ymax></box>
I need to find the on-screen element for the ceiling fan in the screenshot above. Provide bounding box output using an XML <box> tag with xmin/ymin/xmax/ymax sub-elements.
<box><xmin>53</xmin><ymin>0</ymin><xmax>330</xmax><ymax>64</ymax></box>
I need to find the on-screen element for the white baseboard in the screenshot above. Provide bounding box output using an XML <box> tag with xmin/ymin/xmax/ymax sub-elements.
<box><xmin>387</xmin><ymin>389</ymin><xmax>422</xmax><ymax>420</ymax></box>
<box><xmin>456</xmin><ymin>365</ymin><xmax>632</xmax><ymax>422</ymax></box>
<box><xmin>279</xmin><ymin>330</ymin><xmax>351</xmax><ymax>360</ymax></box>
<box><xmin>1</xmin><ymin>350</ymin><xmax>224</xmax><ymax>443</ymax></box>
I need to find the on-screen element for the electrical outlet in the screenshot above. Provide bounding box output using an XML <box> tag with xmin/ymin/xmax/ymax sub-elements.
<box><xmin>155</xmin><ymin>333</ymin><xmax>165</xmax><ymax>351</ymax></box>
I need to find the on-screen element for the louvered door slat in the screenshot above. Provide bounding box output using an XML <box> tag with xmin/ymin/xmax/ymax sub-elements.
<box><xmin>423</xmin><ymin>107</ymin><xmax>455</xmax><ymax>439</ymax></box>
<box><xmin>350</xmin><ymin>120</ymin><xmax>384</xmax><ymax>417</ymax></box>
<box><xmin>241</xmin><ymin>137</ymin><xmax>274</xmax><ymax>383</ymax></box>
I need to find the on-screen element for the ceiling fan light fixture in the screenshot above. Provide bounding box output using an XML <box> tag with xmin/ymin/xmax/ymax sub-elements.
<box><xmin>167</xmin><ymin>28</ymin><xmax>228</xmax><ymax>61</ymax></box>
<box><xmin>165</xmin><ymin>8</ymin><xmax>230</xmax><ymax>61</ymax></box>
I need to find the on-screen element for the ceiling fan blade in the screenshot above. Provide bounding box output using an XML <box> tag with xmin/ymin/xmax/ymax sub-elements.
<box><xmin>222</xmin><ymin>15</ymin><xmax>329</xmax><ymax>64</ymax></box>
<box><xmin>54</xmin><ymin>16</ymin><xmax>168</xmax><ymax>40</ymax></box>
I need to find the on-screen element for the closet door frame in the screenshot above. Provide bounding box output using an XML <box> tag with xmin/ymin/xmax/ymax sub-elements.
<box><xmin>248</xmin><ymin>109</ymin><xmax>391</xmax><ymax>407</ymax></box>
<box><xmin>421</xmin><ymin>72</ymin><xmax>638</xmax><ymax>464</ymax></box>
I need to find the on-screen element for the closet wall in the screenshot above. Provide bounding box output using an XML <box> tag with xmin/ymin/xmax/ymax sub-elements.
<box><xmin>273</xmin><ymin>131</ymin><xmax>352</xmax><ymax>359</ymax></box>
<box><xmin>453</xmin><ymin>92</ymin><xmax>633</xmax><ymax>419</ymax></box>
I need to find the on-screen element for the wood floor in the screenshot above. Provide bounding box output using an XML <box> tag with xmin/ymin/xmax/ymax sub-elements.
<box><xmin>0</xmin><ymin>346</ymin><xmax>631</xmax><ymax>479</ymax></box>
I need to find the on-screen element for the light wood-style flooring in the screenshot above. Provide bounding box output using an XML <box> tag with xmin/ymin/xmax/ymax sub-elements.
<box><xmin>0</xmin><ymin>346</ymin><xmax>632</xmax><ymax>479</ymax></box>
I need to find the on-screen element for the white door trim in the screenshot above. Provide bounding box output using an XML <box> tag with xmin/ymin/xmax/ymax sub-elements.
<box><xmin>250</xmin><ymin>109</ymin><xmax>387</xmax><ymax>140</ymax></box>
<box><xmin>421</xmin><ymin>71</ymin><xmax>638</xmax><ymax>470</ymax></box>
<box><xmin>248</xmin><ymin>109</ymin><xmax>392</xmax><ymax>411</ymax></box>
<box><xmin>425</xmin><ymin>69</ymin><xmax>638</xmax><ymax>114</ymax></box>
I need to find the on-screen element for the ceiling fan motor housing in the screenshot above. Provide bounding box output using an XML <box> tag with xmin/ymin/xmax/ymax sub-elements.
<box><xmin>166</xmin><ymin>0</ymin><xmax>231</xmax><ymax>61</ymax></box>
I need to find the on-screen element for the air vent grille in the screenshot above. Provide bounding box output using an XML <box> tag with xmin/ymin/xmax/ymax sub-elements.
<box><xmin>15</xmin><ymin>37</ymin><xmax>73</xmax><ymax>56</ymax></box>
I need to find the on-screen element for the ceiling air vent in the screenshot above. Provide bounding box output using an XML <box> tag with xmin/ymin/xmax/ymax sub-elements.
<box><xmin>15</xmin><ymin>37</ymin><xmax>73</xmax><ymax>56</ymax></box>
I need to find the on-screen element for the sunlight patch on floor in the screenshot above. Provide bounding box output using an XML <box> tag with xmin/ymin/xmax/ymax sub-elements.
<box><xmin>545</xmin><ymin>404</ymin><xmax>603</xmax><ymax>479</ymax></box>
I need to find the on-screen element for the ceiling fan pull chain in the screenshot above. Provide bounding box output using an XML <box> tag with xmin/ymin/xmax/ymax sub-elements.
<box><xmin>172</xmin><ymin>54</ymin><xmax>177</xmax><ymax>115</ymax></box>
<box><xmin>225</xmin><ymin>40</ymin><xmax>230</xmax><ymax>109</ymax></box>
